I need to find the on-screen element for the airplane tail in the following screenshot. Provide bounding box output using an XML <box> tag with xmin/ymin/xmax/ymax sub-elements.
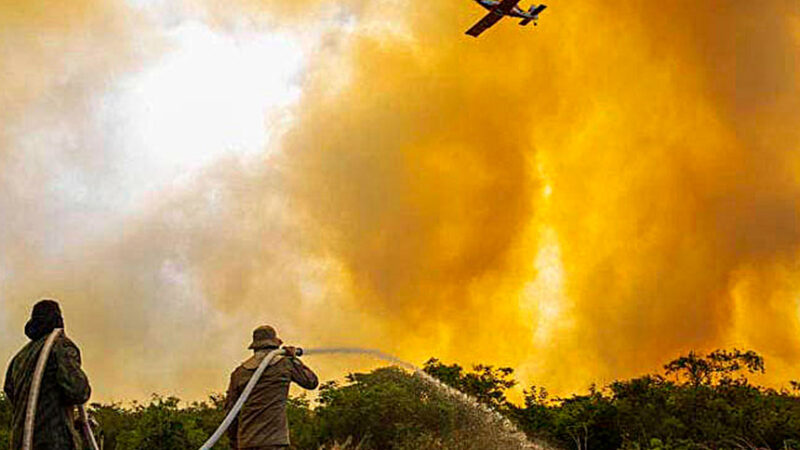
<box><xmin>520</xmin><ymin>4</ymin><xmax>546</xmax><ymax>26</ymax></box>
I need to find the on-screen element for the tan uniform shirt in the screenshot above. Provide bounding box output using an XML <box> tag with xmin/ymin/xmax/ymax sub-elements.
<box><xmin>225</xmin><ymin>352</ymin><xmax>318</xmax><ymax>449</ymax></box>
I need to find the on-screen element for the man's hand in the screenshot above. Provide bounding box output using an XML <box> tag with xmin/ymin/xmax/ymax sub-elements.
<box><xmin>283</xmin><ymin>346</ymin><xmax>299</xmax><ymax>357</ymax></box>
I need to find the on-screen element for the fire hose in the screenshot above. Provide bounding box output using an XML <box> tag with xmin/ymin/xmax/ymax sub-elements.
<box><xmin>22</xmin><ymin>328</ymin><xmax>100</xmax><ymax>450</ymax></box>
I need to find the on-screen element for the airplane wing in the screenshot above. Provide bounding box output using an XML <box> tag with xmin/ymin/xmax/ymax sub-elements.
<box><xmin>466</xmin><ymin>12</ymin><xmax>504</xmax><ymax>37</ymax></box>
<box><xmin>531</xmin><ymin>4</ymin><xmax>547</xmax><ymax>15</ymax></box>
<box><xmin>466</xmin><ymin>0</ymin><xmax>520</xmax><ymax>37</ymax></box>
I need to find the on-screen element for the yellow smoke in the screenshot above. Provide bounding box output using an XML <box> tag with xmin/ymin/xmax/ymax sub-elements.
<box><xmin>276</xmin><ymin>0</ymin><xmax>800</xmax><ymax>392</ymax></box>
<box><xmin>1</xmin><ymin>0</ymin><xmax>800</xmax><ymax>401</ymax></box>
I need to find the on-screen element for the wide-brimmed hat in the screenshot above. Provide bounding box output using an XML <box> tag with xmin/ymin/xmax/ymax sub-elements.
<box><xmin>249</xmin><ymin>325</ymin><xmax>283</xmax><ymax>350</ymax></box>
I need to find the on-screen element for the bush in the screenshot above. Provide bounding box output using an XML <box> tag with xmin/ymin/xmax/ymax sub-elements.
<box><xmin>0</xmin><ymin>393</ymin><xmax>10</xmax><ymax>449</ymax></box>
<box><xmin>91</xmin><ymin>394</ymin><xmax>231</xmax><ymax>450</ymax></box>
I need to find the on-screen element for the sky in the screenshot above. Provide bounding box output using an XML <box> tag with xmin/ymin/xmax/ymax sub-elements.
<box><xmin>1</xmin><ymin>0</ymin><xmax>799</xmax><ymax>402</ymax></box>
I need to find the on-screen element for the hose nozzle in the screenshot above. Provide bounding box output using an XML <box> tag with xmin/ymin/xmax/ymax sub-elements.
<box><xmin>283</xmin><ymin>347</ymin><xmax>303</xmax><ymax>357</ymax></box>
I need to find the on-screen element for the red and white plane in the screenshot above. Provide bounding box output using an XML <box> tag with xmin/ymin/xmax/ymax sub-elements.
<box><xmin>466</xmin><ymin>0</ymin><xmax>547</xmax><ymax>37</ymax></box>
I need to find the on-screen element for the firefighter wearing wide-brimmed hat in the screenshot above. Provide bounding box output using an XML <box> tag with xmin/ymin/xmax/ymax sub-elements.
<box><xmin>224</xmin><ymin>325</ymin><xmax>318</xmax><ymax>449</ymax></box>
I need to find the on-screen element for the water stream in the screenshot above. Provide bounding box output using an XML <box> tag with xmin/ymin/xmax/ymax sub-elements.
<box><xmin>304</xmin><ymin>347</ymin><xmax>543</xmax><ymax>450</ymax></box>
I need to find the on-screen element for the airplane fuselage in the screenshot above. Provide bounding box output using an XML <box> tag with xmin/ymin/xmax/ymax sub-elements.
<box><xmin>474</xmin><ymin>0</ymin><xmax>537</xmax><ymax>18</ymax></box>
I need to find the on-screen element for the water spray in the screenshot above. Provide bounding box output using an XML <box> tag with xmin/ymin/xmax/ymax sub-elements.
<box><xmin>23</xmin><ymin>328</ymin><xmax>100</xmax><ymax>450</ymax></box>
<box><xmin>305</xmin><ymin>348</ymin><xmax>539</xmax><ymax>449</ymax></box>
<box><xmin>201</xmin><ymin>347</ymin><xmax>540</xmax><ymax>450</ymax></box>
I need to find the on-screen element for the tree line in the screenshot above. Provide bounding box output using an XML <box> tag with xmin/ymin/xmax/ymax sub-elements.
<box><xmin>2</xmin><ymin>348</ymin><xmax>800</xmax><ymax>449</ymax></box>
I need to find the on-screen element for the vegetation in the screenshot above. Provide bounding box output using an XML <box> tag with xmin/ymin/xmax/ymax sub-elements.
<box><xmin>0</xmin><ymin>391</ymin><xmax>9</xmax><ymax>449</ymax></box>
<box><xmin>511</xmin><ymin>349</ymin><xmax>800</xmax><ymax>449</ymax></box>
<box><xmin>2</xmin><ymin>348</ymin><xmax>800</xmax><ymax>449</ymax></box>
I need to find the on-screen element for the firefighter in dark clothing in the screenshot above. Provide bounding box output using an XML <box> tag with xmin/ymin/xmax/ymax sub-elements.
<box><xmin>4</xmin><ymin>299</ymin><xmax>91</xmax><ymax>449</ymax></box>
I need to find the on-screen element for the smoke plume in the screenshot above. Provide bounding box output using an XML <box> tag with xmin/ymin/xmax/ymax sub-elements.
<box><xmin>1</xmin><ymin>0</ymin><xmax>799</xmax><ymax>400</ymax></box>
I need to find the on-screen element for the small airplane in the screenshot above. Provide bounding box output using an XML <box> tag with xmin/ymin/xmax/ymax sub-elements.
<box><xmin>466</xmin><ymin>0</ymin><xmax>547</xmax><ymax>37</ymax></box>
